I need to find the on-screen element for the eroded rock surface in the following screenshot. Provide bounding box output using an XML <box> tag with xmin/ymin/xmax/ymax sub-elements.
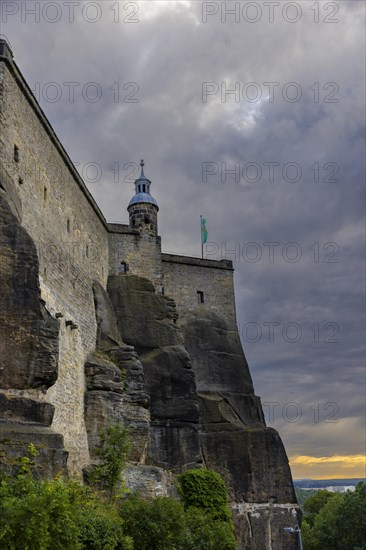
<box><xmin>0</xmin><ymin>191</ymin><xmax>60</xmax><ymax>390</ymax></box>
<box><xmin>180</xmin><ymin>310</ymin><xmax>299</xmax><ymax>549</ymax></box>
<box><xmin>84</xmin><ymin>282</ymin><xmax>150</xmax><ymax>465</ymax></box>
<box><xmin>107</xmin><ymin>274</ymin><xmax>202</xmax><ymax>471</ymax></box>
<box><xmin>0</xmin><ymin>190</ymin><xmax>67</xmax><ymax>477</ymax></box>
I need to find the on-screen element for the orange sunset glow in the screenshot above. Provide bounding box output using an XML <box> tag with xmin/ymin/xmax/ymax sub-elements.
<box><xmin>289</xmin><ymin>454</ymin><xmax>366</xmax><ymax>480</ymax></box>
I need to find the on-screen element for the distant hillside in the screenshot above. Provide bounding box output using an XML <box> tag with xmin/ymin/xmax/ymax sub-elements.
<box><xmin>294</xmin><ymin>478</ymin><xmax>365</xmax><ymax>489</ymax></box>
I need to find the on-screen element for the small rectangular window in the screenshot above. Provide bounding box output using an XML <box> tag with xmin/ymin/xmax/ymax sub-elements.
<box><xmin>119</xmin><ymin>261</ymin><xmax>128</xmax><ymax>273</ymax></box>
<box><xmin>197</xmin><ymin>291</ymin><xmax>205</xmax><ymax>304</ymax></box>
<box><xmin>14</xmin><ymin>145</ymin><xmax>19</xmax><ymax>163</ymax></box>
<box><xmin>43</xmin><ymin>187</ymin><xmax>48</xmax><ymax>202</ymax></box>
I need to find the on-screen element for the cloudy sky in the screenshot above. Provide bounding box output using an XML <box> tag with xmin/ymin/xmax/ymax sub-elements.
<box><xmin>2</xmin><ymin>0</ymin><xmax>365</xmax><ymax>479</ymax></box>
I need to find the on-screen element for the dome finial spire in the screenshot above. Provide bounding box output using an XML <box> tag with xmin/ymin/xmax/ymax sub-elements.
<box><xmin>128</xmin><ymin>157</ymin><xmax>159</xmax><ymax>212</ymax></box>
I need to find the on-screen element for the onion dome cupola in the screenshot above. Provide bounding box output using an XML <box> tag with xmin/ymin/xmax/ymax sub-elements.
<box><xmin>128</xmin><ymin>160</ymin><xmax>159</xmax><ymax>235</ymax></box>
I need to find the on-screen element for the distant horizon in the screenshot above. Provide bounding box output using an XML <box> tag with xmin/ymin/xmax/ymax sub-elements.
<box><xmin>294</xmin><ymin>477</ymin><xmax>366</xmax><ymax>482</ymax></box>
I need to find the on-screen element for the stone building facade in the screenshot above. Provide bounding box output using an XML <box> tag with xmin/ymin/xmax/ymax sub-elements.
<box><xmin>0</xmin><ymin>39</ymin><xmax>300</xmax><ymax>550</ymax></box>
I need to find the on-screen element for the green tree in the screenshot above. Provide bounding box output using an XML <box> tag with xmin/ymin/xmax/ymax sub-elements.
<box><xmin>303</xmin><ymin>489</ymin><xmax>336</xmax><ymax>527</ymax></box>
<box><xmin>89</xmin><ymin>424</ymin><xmax>130</xmax><ymax>498</ymax></box>
<box><xmin>302</xmin><ymin>483</ymin><xmax>366</xmax><ymax>550</ymax></box>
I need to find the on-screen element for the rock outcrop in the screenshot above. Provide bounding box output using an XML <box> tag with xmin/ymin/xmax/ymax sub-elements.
<box><xmin>0</xmin><ymin>191</ymin><xmax>59</xmax><ymax>391</ymax></box>
<box><xmin>84</xmin><ymin>280</ymin><xmax>183</xmax><ymax>497</ymax></box>
<box><xmin>101</xmin><ymin>275</ymin><xmax>300</xmax><ymax>549</ymax></box>
<box><xmin>181</xmin><ymin>310</ymin><xmax>299</xmax><ymax>549</ymax></box>
<box><xmin>107</xmin><ymin>274</ymin><xmax>202</xmax><ymax>471</ymax></box>
<box><xmin>84</xmin><ymin>282</ymin><xmax>150</xmax><ymax>464</ymax></box>
<box><xmin>0</xmin><ymin>190</ymin><xmax>67</xmax><ymax>477</ymax></box>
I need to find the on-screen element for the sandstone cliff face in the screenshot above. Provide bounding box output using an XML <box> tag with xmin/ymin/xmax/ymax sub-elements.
<box><xmin>84</xmin><ymin>281</ymin><xmax>177</xmax><ymax>497</ymax></box>
<box><xmin>0</xmin><ymin>190</ymin><xmax>67</xmax><ymax>477</ymax></box>
<box><xmin>84</xmin><ymin>282</ymin><xmax>150</xmax><ymax>466</ymax></box>
<box><xmin>181</xmin><ymin>310</ymin><xmax>300</xmax><ymax>549</ymax></box>
<box><xmin>0</xmin><ymin>191</ymin><xmax>59</xmax><ymax>391</ymax></box>
<box><xmin>107</xmin><ymin>275</ymin><xmax>202</xmax><ymax>471</ymax></box>
<box><xmin>92</xmin><ymin>273</ymin><xmax>300</xmax><ymax>549</ymax></box>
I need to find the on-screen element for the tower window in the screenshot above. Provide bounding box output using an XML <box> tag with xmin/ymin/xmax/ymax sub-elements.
<box><xmin>119</xmin><ymin>261</ymin><xmax>128</xmax><ymax>273</ymax></box>
<box><xmin>67</xmin><ymin>219</ymin><xmax>71</xmax><ymax>233</ymax></box>
<box><xmin>144</xmin><ymin>217</ymin><xmax>150</xmax><ymax>224</ymax></box>
<box><xmin>197</xmin><ymin>291</ymin><xmax>205</xmax><ymax>304</ymax></box>
<box><xmin>143</xmin><ymin>184</ymin><xmax>146</xmax><ymax>192</ymax></box>
<box><xmin>14</xmin><ymin>145</ymin><xmax>19</xmax><ymax>163</ymax></box>
<box><xmin>43</xmin><ymin>187</ymin><xmax>48</xmax><ymax>202</ymax></box>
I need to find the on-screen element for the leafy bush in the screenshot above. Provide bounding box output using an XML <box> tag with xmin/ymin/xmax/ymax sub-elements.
<box><xmin>178</xmin><ymin>468</ymin><xmax>231</xmax><ymax>521</ymax></box>
<box><xmin>177</xmin><ymin>468</ymin><xmax>236</xmax><ymax>550</ymax></box>
<box><xmin>120</xmin><ymin>494</ymin><xmax>186</xmax><ymax>550</ymax></box>
<box><xmin>181</xmin><ymin>507</ymin><xmax>237</xmax><ymax>550</ymax></box>
<box><xmin>0</xmin><ymin>447</ymin><xmax>237</xmax><ymax>550</ymax></box>
<box><xmin>120</xmin><ymin>493</ymin><xmax>236</xmax><ymax>550</ymax></box>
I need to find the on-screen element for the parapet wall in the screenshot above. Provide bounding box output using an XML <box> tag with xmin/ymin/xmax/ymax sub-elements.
<box><xmin>162</xmin><ymin>254</ymin><xmax>237</xmax><ymax>330</ymax></box>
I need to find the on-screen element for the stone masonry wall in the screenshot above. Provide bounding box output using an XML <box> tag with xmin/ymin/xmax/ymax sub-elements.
<box><xmin>108</xmin><ymin>224</ymin><xmax>163</xmax><ymax>290</ymax></box>
<box><xmin>162</xmin><ymin>254</ymin><xmax>237</xmax><ymax>330</ymax></box>
<box><xmin>0</xmin><ymin>51</ymin><xmax>109</xmax><ymax>476</ymax></box>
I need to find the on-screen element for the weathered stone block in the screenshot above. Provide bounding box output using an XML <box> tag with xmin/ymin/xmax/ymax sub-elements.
<box><xmin>0</xmin><ymin>423</ymin><xmax>68</xmax><ymax>479</ymax></box>
<box><xmin>0</xmin><ymin>394</ymin><xmax>54</xmax><ymax>425</ymax></box>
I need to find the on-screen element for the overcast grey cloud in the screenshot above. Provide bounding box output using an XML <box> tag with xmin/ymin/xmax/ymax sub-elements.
<box><xmin>1</xmin><ymin>0</ymin><xmax>365</xmax><ymax>477</ymax></box>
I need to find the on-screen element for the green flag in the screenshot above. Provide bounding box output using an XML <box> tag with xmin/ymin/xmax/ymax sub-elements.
<box><xmin>201</xmin><ymin>217</ymin><xmax>208</xmax><ymax>244</ymax></box>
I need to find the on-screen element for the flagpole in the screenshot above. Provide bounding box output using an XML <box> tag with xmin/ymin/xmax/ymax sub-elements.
<box><xmin>200</xmin><ymin>215</ymin><xmax>203</xmax><ymax>259</ymax></box>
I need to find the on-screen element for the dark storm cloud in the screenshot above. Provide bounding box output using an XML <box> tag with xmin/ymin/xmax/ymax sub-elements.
<box><xmin>2</xmin><ymin>0</ymin><xmax>365</xmax><ymax>472</ymax></box>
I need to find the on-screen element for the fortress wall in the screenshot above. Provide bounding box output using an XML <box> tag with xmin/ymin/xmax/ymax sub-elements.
<box><xmin>108</xmin><ymin>224</ymin><xmax>163</xmax><ymax>290</ymax></box>
<box><xmin>161</xmin><ymin>254</ymin><xmax>237</xmax><ymax>330</ymax></box>
<box><xmin>0</xmin><ymin>54</ymin><xmax>109</xmax><ymax>476</ymax></box>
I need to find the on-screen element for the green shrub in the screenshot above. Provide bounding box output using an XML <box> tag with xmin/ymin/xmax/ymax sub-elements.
<box><xmin>119</xmin><ymin>493</ymin><xmax>237</xmax><ymax>550</ymax></box>
<box><xmin>0</xmin><ymin>475</ymin><xmax>82</xmax><ymax>549</ymax></box>
<box><xmin>178</xmin><ymin>468</ymin><xmax>231</xmax><ymax>522</ymax></box>
<box><xmin>181</xmin><ymin>507</ymin><xmax>236</xmax><ymax>550</ymax></box>
<box><xmin>0</xmin><ymin>448</ymin><xmax>237</xmax><ymax>550</ymax></box>
<box><xmin>120</xmin><ymin>494</ymin><xmax>186</xmax><ymax>550</ymax></box>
